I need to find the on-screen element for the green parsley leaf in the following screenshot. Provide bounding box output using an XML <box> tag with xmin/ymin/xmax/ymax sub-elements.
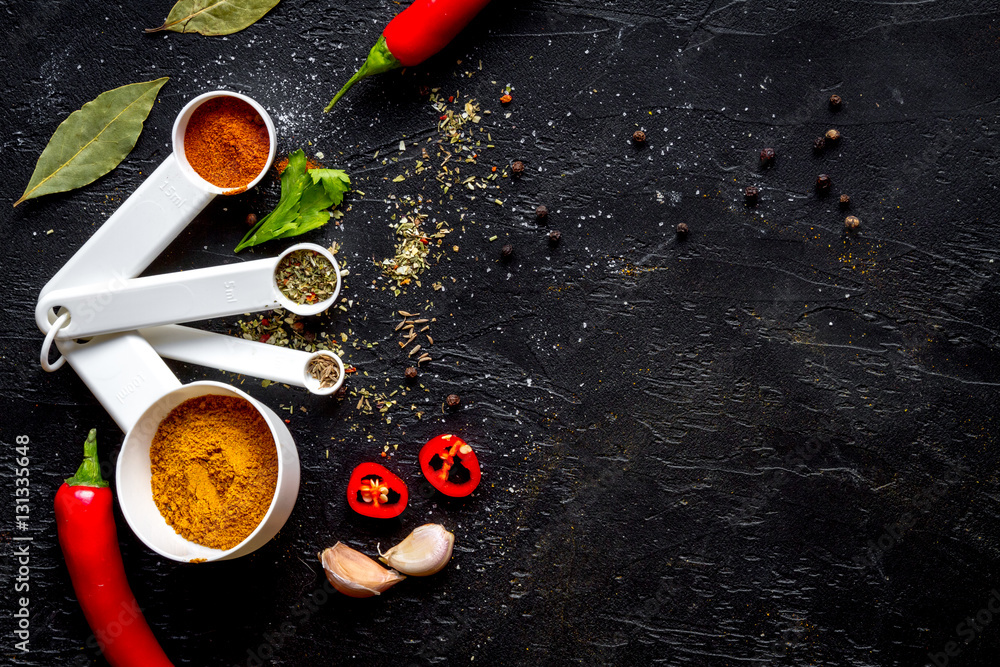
<box><xmin>308</xmin><ymin>168</ymin><xmax>351</xmax><ymax>204</ymax></box>
<box><xmin>234</xmin><ymin>150</ymin><xmax>351</xmax><ymax>252</ymax></box>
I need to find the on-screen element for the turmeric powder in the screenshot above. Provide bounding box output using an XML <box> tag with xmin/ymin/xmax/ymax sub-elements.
<box><xmin>150</xmin><ymin>395</ymin><xmax>278</xmax><ymax>550</ymax></box>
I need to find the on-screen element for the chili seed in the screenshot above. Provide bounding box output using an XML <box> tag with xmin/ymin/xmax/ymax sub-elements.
<box><xmin>548</xmin><ymin>229</ymin><xmax>562</xmax><ymax>244</ymax></box>
<box><xmin>501</xmin><ymin>243</ymin><xmax>514</xmax><ymax>258</ymax></box>
<box><xmin>632</xmin><ymin>130</ymin><xmax>646</xmax><ymax>144</ymax></box>
<box><xmin>446</xmin><ymin>394</ymin><xmax>461</xmax><ymax>407</ymax></box>
<box><xmin>760</xmin><ymin>148</ymin><xmax>776</xmax><ymax>166</ymax></box>
<box><xmin>535</xmin><ymin>204</ymin><xmax>549</xmax><ymax>220</ymax></box>
<box><xmin>816</xmin><ymin>174</ymin><xmax>832</xmax><ymax>192</ymax></box>
<box><xmin>825</xmin><ymin>128</ymin><xmax>841</xmax><ymax>143</ymax></box>
<box><xmin>246</xmin><ymin>212</ymin><xmax>258</xmax><ymax>226</ymax></box>
<box><xmin>829</xmin><ymin>94</ymin><xmax>842</xmax><ymax>110</ymax></box>
<box><xmin>404</xmin><ymin>366</ymin><xmax>418</xmax><ymax>379</ymax></box>
<box><xmin>676</xmin><ymin>222</ymin><xmax>689</xmax><ymax>237</ymax></box>
<box><xmin>845</xmin><ymin>215</ymin><xmax>861</xmax><ymax>230</ymax></box>
<box><xmin>813</xmin><ymin>136</ymin><xmax>826</xmax><ymax>152</ymax></box>
<box><xmin>511</xmin><ymin>160</ymin><xmax>525</xmax><ymax>176</ymax></box>
<box><xmin>839</xmin><ymin>194</ymin><xmax>851</xmax><ymax>207</ymax></box>
<box><xmin>744</xmin><ymin>185</ymin><xmax>760</xmax><ymax>205</ymax></box>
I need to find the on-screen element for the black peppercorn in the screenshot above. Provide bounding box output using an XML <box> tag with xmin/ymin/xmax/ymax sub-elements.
<box><xmin>813</xmin><ymin>136</ymin><xmax>826</xmax><ymax>152</ymax></box>
<box><xmin>744</xmin><ymin>185</ymin><xmax>759</xmax><ymax>205</ymax></box>
<box><xmin>633</xmin><ymin>130</ymin><xmax>646</xmax><ymax>143</ymax></box>
<box><xmin>246</xmin><ymin>213</ymin><xmax>258</xmax><ymax>226</ymax></box>
<box><xmin>335</xmin><ymin>387</ymin><xmax>347</xmax><ymax>399</ymax></box>
<box><xmin>676</xmin><ymin>222</ymin><xmax>689</xmax><ymax>236</ymax></box>
<box><xmin>501</xmin><ymin>243</ymin><xmax>513</xmax><ymax>258</ymax></box>
<box><xmin>405</xmin><ymin>366</ymin><xmax>418</xmax><ymax>379</ymax></box>
<box><xmin>535</xmin><ymin>204</ymin><xmax>548</xmax><ymax>220</ymax></box>
<box><xmin>825</xmin><ymin>128</ymin><xmax>841</xmax><ymax>143</ymax></box>
<box><xmin>446</xmin><ymin>394</ymin><xmax>461</xmax><ymax>407</ymax></box>
<box><xmin>844</xmin><ymin>215</ymin><xmax>860</xmax><ymax>230</ymax></box>
<box><xmin>839</xmin><ymin>194</ymin><xmax>851</xmax><ymax>207</ymax></box>
<box><xmin>548</xmin><ymin>229</ymin><xmax>561</xmax><ymax>244</ymax></box>
<box><xmin>760</xmin><ymin>147</ymin><xmax>776</xmax><ymax>166</ymax></box>
<box><xmin>829</xmin><ymin>94</ymin><xmax>842</xmax><ymax>110</ymax></box>
<box><xmin>816</xmin><ymin>174</ymin><xmax>832</xmax><ymax>192</ymax></box>
<box><xmin>511</xmin><ymin>160</ymin><xmax>525</xmax><ymax>175</ymax></box>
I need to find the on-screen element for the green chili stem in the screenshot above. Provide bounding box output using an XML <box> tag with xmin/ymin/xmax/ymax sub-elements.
<box><xmin>65</xmin><ymin>429</ymin><xmax>109</xmax><ymax>488</ymax></box>
<box><xmin>325</xmin><ymin>36</ymin><xmax>402</xmax><ymax>112</ymax></box>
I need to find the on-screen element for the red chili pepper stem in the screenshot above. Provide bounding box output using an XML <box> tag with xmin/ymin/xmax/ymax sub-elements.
<box><xmin>325</xmin><ymin>36</ymin><xmax>401</xmax><ymax>112</ymax></box>
<box><xmin>66</xmin><ymin>429</ymin><xmax>108</xmax><ymax>488</ymax></box>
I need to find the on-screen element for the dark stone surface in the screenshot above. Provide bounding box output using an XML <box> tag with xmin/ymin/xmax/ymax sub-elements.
<box><xmin>3</xmin><ymin>1</ymin><xmax>1000</xmax><ymax>665</ymax></box>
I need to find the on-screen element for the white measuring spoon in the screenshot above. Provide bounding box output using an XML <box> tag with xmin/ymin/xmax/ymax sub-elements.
<box><xmin>36</xmin><ymin>243</ymin><xmax>341</xmax><ymax>340</ymax></box>
<box><xmin>38</xmin><ymin>89</ymin><xmax>276</xmax><ymax>388</ymax></box>
<box><xmin>140</xmin><ymin>325</ymin><xmax>346</xmax><ymax>396</ymax></box>
<box><xmin>37</xmin><ymin>90</ymin><xmax>277</xmax><ymax>316</ymax></box>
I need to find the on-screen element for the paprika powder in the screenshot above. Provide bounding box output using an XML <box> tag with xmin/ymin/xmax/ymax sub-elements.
<box><xmin>183</xmin><ymin>97</ymin><xmax>269</xmax><ymax>190</ymax></box>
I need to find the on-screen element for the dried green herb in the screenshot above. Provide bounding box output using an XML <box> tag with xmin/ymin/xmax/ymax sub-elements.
<box><xmin>146</xmin><ymin>0</ymin><xmax>280</xmax><ymax>36</ymax></box>
<box><xmin>15</xmin><ymin>78</ymin><xmax>168</xmax><ymax>207</ymax></box>
<box><xmin>377</xmin><ymin>198</ymin><xmax>452</xmax><ymax>294</ymax></box>
<box><xmin>275</xmin><ymin>249</ymin><xmax>338</xmax><ymax>305</ymax></box>
<box><xmin>235</xmin><ymin>149</ymin><xmax>349</xmax><ymax>252</ymax></box>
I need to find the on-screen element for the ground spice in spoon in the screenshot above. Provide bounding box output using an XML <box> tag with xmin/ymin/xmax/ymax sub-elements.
<box><xmin>150</xmin><ymin>395</ymin><xmax>278</xmax><ymax>550</ymax></box>
<box><xmin>183</xmin><ymin>97</ymin><xmax>270</xmax><ymax>190</ymax></box>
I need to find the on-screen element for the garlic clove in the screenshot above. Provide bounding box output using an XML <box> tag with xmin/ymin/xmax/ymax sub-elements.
<box><xmin>379</xmin><ymin>523</ymin><xmax>455</xmax><ymax>576</ymax></box>
<box><xmin>320</xmin><ymin>542</ymin><xmax>405</xmax><ymax>598</ymax></box>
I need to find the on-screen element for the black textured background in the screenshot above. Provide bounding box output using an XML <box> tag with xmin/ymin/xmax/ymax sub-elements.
<box><xmin>3</xmin><ymin>1</ymin><xmax>1000</xmax><ymax>665</ymax></box>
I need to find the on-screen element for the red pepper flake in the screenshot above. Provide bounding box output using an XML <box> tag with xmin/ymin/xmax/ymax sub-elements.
<box><xmin>380</xmin><ymin>451</ymin><xmax>388</xmax><ymax>458</ymax></box>
<box><xmin>260</xmin><ymin>333</ymin><xmax>271</xmax><ymax>343</ymax></box>
<box><xmin>500</xmin><ymin>93</ymin><xmax>512</xmax><ymax>104</ymax></box>
<box><xmin>345</xmin><ymin>366</ymin><xmax>358</xmax><ymax>374</ymax></box>
<box><xmin>491</xmin><ymin>166</ymin><xmax>497</xmax><ymax>172</ymax></box>
<box><xmin>448</xmin><ymin>95</ymin><xmax>454</xmax><ymax>102</ymax></box>
<box><xmin>284</xmin><ymin>419</ymin><xmax>290</xmax><ymax>424</ymax></box>
<box><xmin>261</xmin><ymin>318</ymin><xmax>269</xmax><ymax>326</ymax></box>
<box><xmin>439</xmin><ymin>114</ymin><xmax>448</xmax><ymax>120</ymax></box>
<box><xmin>420</xmin><ymin>238</ymin><xmax>430</xmax><ymax>245</ymax></box>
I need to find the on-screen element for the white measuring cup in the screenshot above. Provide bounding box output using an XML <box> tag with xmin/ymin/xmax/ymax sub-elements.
<box><xmin>35</xmin><ymin>243</ymin><xmax>341</xmax><ymax>341</ymax></box>
<box><xmin>58</xmin><ymin>333</ymin><xmax>300</xmax><ymax>562</ymax></box>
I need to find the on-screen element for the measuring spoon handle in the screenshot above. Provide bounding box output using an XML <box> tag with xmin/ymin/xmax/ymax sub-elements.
<box><xmin>140</xmin><ymin>325</ymin><xmax>345</xmax><ymax>396</ymax></box>
<box><xmin>39</xmin><ymin>259</ymin><xmax>279</xmax><ymax>340</ymax></box>
<box><xmin>38</xmin><ymin>155</ymin><xmax>215</xmax><ymax>308</ymax></box>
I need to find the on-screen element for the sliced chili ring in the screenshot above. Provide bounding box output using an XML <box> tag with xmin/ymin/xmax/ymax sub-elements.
<box><xmin>419</xmin><ymin>434</ymin><xmax>481</xmax><ymax>498</ymax></box>
<box><xmin>346</xmin><ymin>463</ymin><xmax>408</xmax><ymax>518</ymax></box>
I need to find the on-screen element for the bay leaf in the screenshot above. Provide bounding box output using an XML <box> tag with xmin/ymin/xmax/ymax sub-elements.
<box><xmin>15</xmin><ymin>78</ymin><xmax>169</xmax><ymax>207</ymax></box>
<box><xmin>146</xmin><ymin>0</ymin><xmax>281</xmax><ymax>36</ymax></box>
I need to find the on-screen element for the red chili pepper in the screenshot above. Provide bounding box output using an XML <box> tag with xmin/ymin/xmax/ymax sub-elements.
<box><xmin>325</xmin><ymin>0</ymin><xmax>493</xmax><ymax>111</ymax></box>
<box><xmin>55</xmin><ymin>430</ymin><xmax>174</xmax><ymax>667</ymax></box>
<box><xmin>419</xmin><ymin>434</ymin><xmax>481</xmax><ymax>497</ymax></box>
<box><xmin>346</xmin><ymin>463</ymin><xmax>409</xmax><ymax>519</ymax></box>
